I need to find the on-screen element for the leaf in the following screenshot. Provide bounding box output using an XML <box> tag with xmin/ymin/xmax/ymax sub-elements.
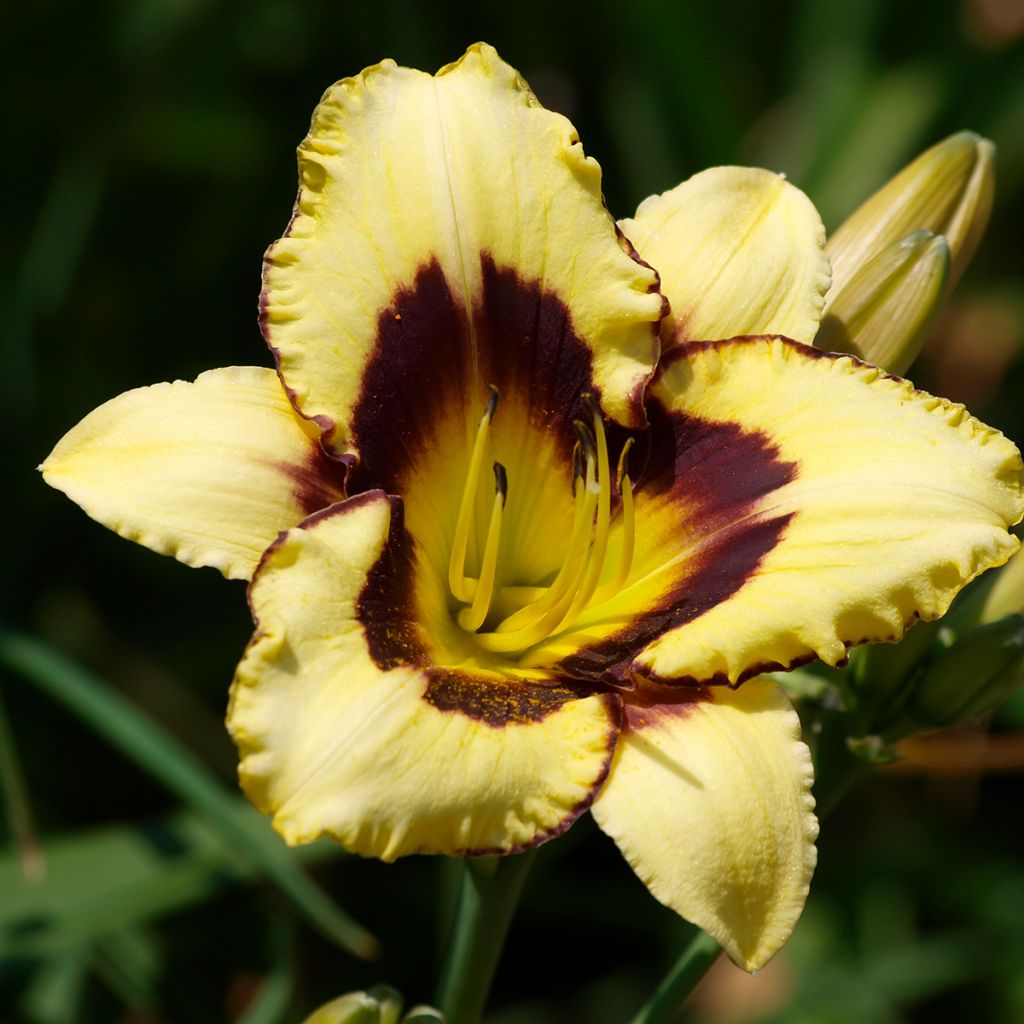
<box><xmin>0</xmin><ymin>799</ymin><xmax>343</xmax><ymax>961</ymax></box>
<box><xmin>0</xmin><ymin>631</ymin><xmax>377</xmax><ymax>958</ymax></box>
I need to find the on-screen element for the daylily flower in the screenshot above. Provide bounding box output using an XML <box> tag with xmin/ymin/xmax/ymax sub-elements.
<box><xmin>42</xmin><ymin>45</ymin><xmax>1024</xmax><ymax>971</ymax></box>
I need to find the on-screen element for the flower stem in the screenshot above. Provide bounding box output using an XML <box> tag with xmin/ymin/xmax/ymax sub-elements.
<box><xmin>629</xmin><ymin>929</ymin><xmax>721</xmax><ymax>1024</ymax></box>
<box><xmin>812</xmin><ymin>711</ymin><xmax>874</xmax><ymax>819</ymax></box>
<box><xmin>435</xmin><ymin>849</ymin><xmax>536</xmax><ymax>1024</ymax></box>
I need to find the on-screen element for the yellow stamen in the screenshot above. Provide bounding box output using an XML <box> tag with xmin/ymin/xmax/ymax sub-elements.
<box><xmin>474</xmin><ymin>454</ymin><xmax>599</xmax><ymax>653</ymax></box>
<box><xmin>457</xmin><ymin>462</ymin><xmax>507</xmax><ymax>632</ymax></box>
<box><xmin>558</xmin><ymin>396</ymin><xmax>612</xmax><ymax>627</ymax></box>
<box><xmin>490</xmin><ymin>425</ymin><xmax>593</xmax><ymax>632</ymax></box>
<box><xmin>450</xmin><ymin>391</ymin><xmax>638</xmax><ymax>656</ymax></box>
<box><xmin>595</xmin><ymin>437</ymin><xmax>636</xmax><ymax>601</ymax></box>
<box><xmin>448</xmin><ymin>386</ymin><xmax>498</xmax><ymax>602</ymax></box>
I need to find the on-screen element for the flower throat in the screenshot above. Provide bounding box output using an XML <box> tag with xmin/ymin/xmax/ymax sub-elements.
<box><xmin>447</xmin><ymin>388</ymin><xmax>635</xmax><ymax>656</ymax></box>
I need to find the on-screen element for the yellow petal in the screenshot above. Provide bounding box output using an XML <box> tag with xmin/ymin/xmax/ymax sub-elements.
<box><xmin>592</xmin><ymin>678</ymin><xmax>817</xmax><ymax>971</ymax></box>
<box><xmin>229</xmin><ymin>491</ymin><xmax>619</xmax><ymax>858</ymax></box>
<box><xmin>263</xmin><ymin>43</ymin><xmax>662</xmax><ymax>454</ymax></box>
<box><xmin>631</xmin><ymin>337</ymin><xmax>1023</xmax><ymax>684</ymax></box>
<box><xmin>41</xmin><ymin>367</ymin><xmax>345</xmax><ymax>580</ymax></box>
<box><xmin>619</xmin><ymin>167</ymin><xmax>830</xmax><ymax>346</ymax></box>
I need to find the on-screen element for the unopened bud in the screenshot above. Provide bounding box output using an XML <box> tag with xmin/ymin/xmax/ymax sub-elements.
<box><xmin>826</xmin><ymin>131</ymin><xmax>994</xmax><ymax>303</ymax></box>
<box><xmin>303</xmin><ymin>986</ymin><xmax>404</xmax><ymax>1024</ymax></box>
<box><xmin>974</xmin><ymin>544</ymin><xmax>1024</xmax><ymax>627</ymax></box>
<box><xmin>905</xmin><ymin>614</ymin><xmax>1024</xmax><ymax>730</ymax></box>
<box><xmin>816</xmin><ymin>231</ymin><xmax>949</xmax><ymax>373</ymax></box>
<box><xmin>401</xmin><ymin>1009</ymin><xmax>445</xmax><ymax>1023</ymax></box>
<box><xmin>933</xmin><ymin>542</ymin><xmax>1024</xmax><ymax>638</ymax></box>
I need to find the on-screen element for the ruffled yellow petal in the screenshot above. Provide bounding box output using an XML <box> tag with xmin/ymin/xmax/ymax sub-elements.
<box><xmin>229</xmin><ymin>492</ymin><xmax>619</xmax><ymax>859</ymax></box>
<box><xmin>592</xmin><ymin>678</ymin><xmax>817</xmax><ymax>971</ymax></box>
<box><xmin>619</xmin><ymin>167</ymin><xmax>830</xmax><ymax>346</ymax></box>
<box><xmin>633</xmin><ymin>337</ymin><xmax>1023</xmax><ymax>684</ymax></box>
<box><xmin>263</xmin><ymin>42</ymin><xmax>662</xmax><ymax>453</ymax></box>
<box><xmin>41</xmin><ymin>367</ymin><xmax>345</xmax><ymax>580</ymax></box>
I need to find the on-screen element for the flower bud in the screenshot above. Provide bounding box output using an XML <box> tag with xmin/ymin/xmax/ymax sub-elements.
<box><xmin>815</xmin><ymin>230</ymin><xmax>949</xmax><ymax>374</ymax></box>
<box><xmin>302</xmin><ymin>986</ymin><xmax>404</xmax><ymax>1024</ymax></box>
<box><xmin>401</xmin><ymin>1009</ymin><xmax>445</xmax><ymax>1023</ymax></box>
<box><xmin>826</xmin><ymin>131</ymin><xmax>994</xmax><ymax>303</ymax></box>
<box><xmin>905</xmin><ymin>614</ymin><xmax>1024</xmax><ymax>730</ymax></box>
<box><xmin>972</xmin><ymin>544</ymin><xmax>1024</xmax><ymax>627</ymax></box>
<box><xmin>931</xmin><ymin>543</ymin><xmax>1024</xmax><ymax>638</ymax></box>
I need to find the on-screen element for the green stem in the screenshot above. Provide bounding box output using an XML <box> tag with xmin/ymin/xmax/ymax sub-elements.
<box><xmin>813</xmin><ymin>711</ymin><xmax>874</xmax><ymax>819</ymax></box>
<box><xmin>629</xmin><ymin>929</ymin><xmax>721</xmax><ymax>1024</ymax></box>
<box><xmin>436</xmin><ymin>849</ymin><xmax>536</xmax><ymax>1024</ymax></box>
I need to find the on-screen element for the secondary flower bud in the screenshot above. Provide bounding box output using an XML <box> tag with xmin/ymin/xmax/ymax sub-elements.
<box><xmin>826</xmin><ymin>131</ymin><xmax>994</xmax><ymax>302</ymax></box>
<box><xmin>906</xmin><ymin>615</ymin><xmax>1024</xmax><ymax>730</ymax></box>
<box><xmin>816</xmin><ymin>231</ymin><xmax>949</xmax><ymax>373</ymax></box>
<box><xmin>302</xmin><ymin>987</ymin><xmax>404</xmax><ymax>1024</ymax></box>
<box><xmin>973</xmin><ymin>545</ymin><xmax>1024</xmax><ymax>627</ymax></box>
<box><xmin>931</xmin><ymin>544</ymin><xmax>1024</xmax><ymax>639</ymax></box>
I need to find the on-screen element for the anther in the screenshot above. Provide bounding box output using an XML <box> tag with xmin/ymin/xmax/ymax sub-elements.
<box><xmin>486</xmin><ymin>384</ymin><xmax>500</xmax><ymax>419</ymax></box>
<box><xmin>616</xmin><ymin>437</ymin><xmax>635</xmax><ymax>493</ymax></box>
<box><xmin>493</xmin><ymin>460</ymin><xmax>507</xmax><ymax>500</ymax></box>
<box><xmin>574</xmin><ymin>420</ymin><xmax>597</xmax><ymax>463</ymax></box>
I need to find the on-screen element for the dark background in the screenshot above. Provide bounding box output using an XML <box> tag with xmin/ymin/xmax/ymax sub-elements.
<box><xmin>5</xmin><ymin>1</ymin><xmax>1024</xmax><ymax>1021</ymax></box>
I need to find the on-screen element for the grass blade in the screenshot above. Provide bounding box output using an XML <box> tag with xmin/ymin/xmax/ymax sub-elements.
<box><xmin>0</xmin><ymin>631</ymin><xmax>377</xmax><ymax>958</ymax></box>
<box><xmin>0</xmin><ymin>688</ymin><xmax>45</xmax><ymax>882</ymax></box>
<box><xmin>20</xmin><ymin>950</ymin><xmax>88</xmax><ymax>1024</ymax></box>
<box><xmin>0</xmin><ymin>802</ymin><xmax>335</xmax><ymax>959</ymax></box>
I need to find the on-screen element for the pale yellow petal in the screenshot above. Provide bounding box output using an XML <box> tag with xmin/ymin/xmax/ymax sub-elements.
<box><xmin>41</xmin><ymin>367</ymin><xmax>345</xmax><ymax>580</ymax></box>
<box><xmin>620</xmin><ymin>167</ymin><xmax>830</xmax><ymax>345</ymax></box>
<box><xmin>263</xmin><ymin>43</ymin><xmax>662</xmax><ymax>451</ymax></box>
<box><xmin>229</xmin><ymin>492</ymin><xmax>619</xmax><ymax>859</ymax></box>
<box><xmin>632</xmin><ymin>337</ymin><xmax>1023</xmax><ymax>684</ymax></box>
<box><xmin>593</xmin><ymin>678</ymin><xmax>817</xmax><ymax>971</ymax></box>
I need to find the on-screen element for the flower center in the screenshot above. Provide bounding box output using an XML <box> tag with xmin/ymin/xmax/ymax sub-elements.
<box><xmin>446</xmin><ymin>389</ymin><xmax>635</xmax><ymax>656</ymax></box>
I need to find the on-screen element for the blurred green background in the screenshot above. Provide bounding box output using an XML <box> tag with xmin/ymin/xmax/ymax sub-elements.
<box><xmin>5</xmin><ymin>0</ymin><xmax>1024</xmax><ymax>1021</ymax></box>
